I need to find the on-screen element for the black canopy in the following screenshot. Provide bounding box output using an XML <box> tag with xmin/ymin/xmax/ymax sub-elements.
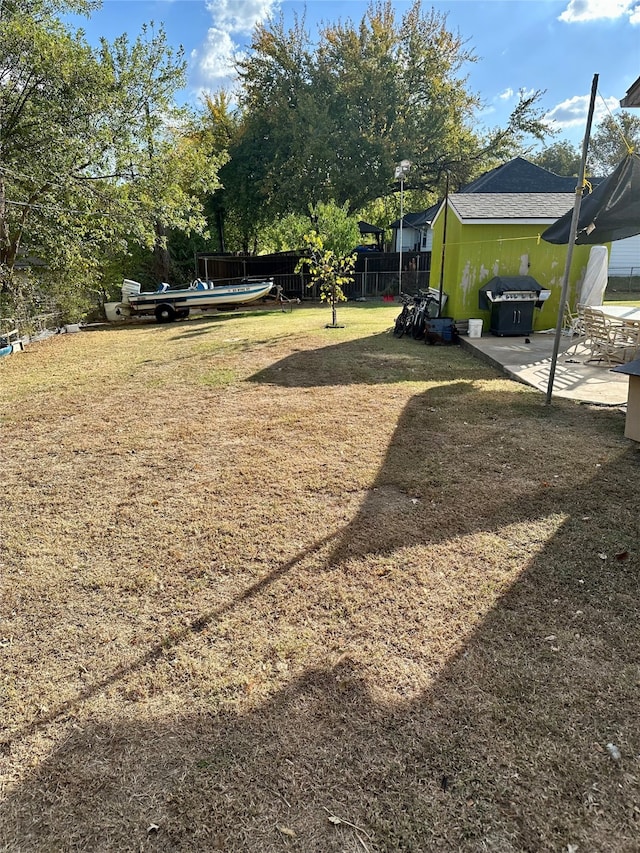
<box><xmin>542</xmin><ymin>153</ymin><xmax>640</xmax><ymax>245</ymax></box>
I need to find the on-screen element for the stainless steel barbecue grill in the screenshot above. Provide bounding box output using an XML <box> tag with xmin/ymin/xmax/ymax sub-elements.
<box><xmin>479</xmin><ymin>275</ymin><xmax>550</xmax><ymax>336</ymax></box>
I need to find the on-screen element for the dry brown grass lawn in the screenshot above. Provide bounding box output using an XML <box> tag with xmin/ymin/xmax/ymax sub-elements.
<box><xmin>0</xmin><ymin>303</ymin><xmax>638</xmax><ymax>852</ymax></box>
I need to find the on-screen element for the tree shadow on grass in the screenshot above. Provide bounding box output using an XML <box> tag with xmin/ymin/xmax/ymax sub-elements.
<box><xmin>2</xmin><ymin>341</ymin><xmax>639</xmax><ymax>851</ymax></box>
<box><xmin>249</xmin><ymin>331</ymin><xmax>494</xmax><ymax>388</ymax></box>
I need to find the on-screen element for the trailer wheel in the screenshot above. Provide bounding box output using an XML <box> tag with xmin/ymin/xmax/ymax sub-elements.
<box><xmin>155</xmin><ymin>303</ymin><xmax>176</xmax><ymax>323</ymax></box>
<box><xmin>175</xmin><ymin>308</ymin><xmax>190</xmax><ymax>320</ymax></box>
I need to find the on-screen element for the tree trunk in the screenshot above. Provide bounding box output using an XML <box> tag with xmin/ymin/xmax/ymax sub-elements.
<box><xmin>152</xmin><ymin>221</ymin><xmax>171</xmax><ymax>284</ymax></box>
<box><xmin>216</xmin><ymin>208</ymin><xmax>226</xmax><ymax>253</ymax></box>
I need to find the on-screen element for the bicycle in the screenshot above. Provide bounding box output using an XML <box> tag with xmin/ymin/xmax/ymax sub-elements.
<box><xmin>393</xmin><ymin>292</ymin><xmax>416</xmax><ymax>337</ymax></box>
<box><xmin>410</xmin><ymin>291</ymin><xmax>440</xmax><ymax>340</ymax></box>
<box><xmin>394</xmin><ymin>291</ymin><xmax>439</xmax><ymax>339</ymax></box>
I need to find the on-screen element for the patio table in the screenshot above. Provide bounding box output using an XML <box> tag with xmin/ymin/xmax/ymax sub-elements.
<box><xmin>598</xmin><ymin>305</ymin><xmax>640</xmax><ymax>323</ymax></box>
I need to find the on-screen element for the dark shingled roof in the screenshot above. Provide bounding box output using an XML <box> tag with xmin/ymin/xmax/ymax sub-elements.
<box><xmin>390</xmin><ymin>158</ymin><xmax>605</xmax><ymax>230</ymax></box>
<box><xmin>459</xmin><ymin>157</ymin><xmax>579</xmax><ymax>193</ymax></box>
<box><xmin>389</xmin><ymin>203</ymin><xmax>440</xmax><ymax>230</ymax></box>
<box><xmin>358</xmin><ymin>220</ymin><xmax>384</xmax><ymax>234</ymax></box>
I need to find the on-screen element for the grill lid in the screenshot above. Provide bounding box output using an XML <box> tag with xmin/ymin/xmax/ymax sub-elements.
<box><xmin>479</xmin><ymin>275</ymin><xmax>543</xmax><ymax>309</ymax></box>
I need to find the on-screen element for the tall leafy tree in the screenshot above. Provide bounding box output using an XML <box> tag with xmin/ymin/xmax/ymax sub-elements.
<box><xmin>0</xmin><ymin>1</ymin><xmax>224</xmax><ymax>317</ymax></box>
<box><xmin>217</xmin><ymin>0</ymin><xmax>551</xmax><ymax>245</ymax></box>
<box><xmin>228</xmin><ymin>13</ymin><xmax>317</xmax><ymax>250</ymax></box>
<box><xmin>309</xmin><ymin>200</ymin><xmax>361</xmax><ymax>256</ymax></box>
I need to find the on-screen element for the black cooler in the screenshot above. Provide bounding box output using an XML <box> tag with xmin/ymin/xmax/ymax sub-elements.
<box><xmin>479</xmin><ymin>276</ymin><xmax>549</xmax><ymax>336</ymax></box>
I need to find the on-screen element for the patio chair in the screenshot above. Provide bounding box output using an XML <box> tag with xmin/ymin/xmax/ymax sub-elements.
<box><xmin>582</xmin><ymin>307</ymin><xmax>634</xmax><ymax>367</ymax></box>
<box><xmin>611</xmin><ymin>319</ymin><xmax>640</xmax><ymax>363</ymax></box>
<box><xmin>564</xmin><ymin>303</ymin><xmax>588</xmax><ymax>356</ymax></box>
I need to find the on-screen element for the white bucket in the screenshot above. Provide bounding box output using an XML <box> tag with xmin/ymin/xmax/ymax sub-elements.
<box><xmin>468</xmin><ymin>319</ymin><xmax>483</xmax><ymax>338</ymax></box>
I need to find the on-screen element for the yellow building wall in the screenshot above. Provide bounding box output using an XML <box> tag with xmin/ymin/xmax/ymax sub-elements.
<box><xmin>429</xmin><ymin>211</ymin><xmax>595</xmax><ymax>331</ymax></box>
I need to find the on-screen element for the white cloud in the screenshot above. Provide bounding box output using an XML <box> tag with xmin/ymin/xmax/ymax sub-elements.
<box><xmin>205</xmin><ymin>0</ymin><xmax>280</xmax><ymax>33</ymax></box>
<box><xmin>559</xmin><ymin>0</ymin><xmax>640</xmax><ymax>23</ymax></box>
<box><xmin>192</xmin><ymin>0</ymin><xmax>281</xmax><ymax>90</ymax></box>
<box><xmin>497</xmin><ymin>86</ymin><xmax>538</xmax><ymax>103</ymax></box>
<box><xmin>543</xmin><ymin>94</ymin><xmax>621</xmax><ymax>129</ymax></box>
<box><xmin>193</xmin><ymin>27</ymin><xmax>237</xmax><ymax>81</ymax></box>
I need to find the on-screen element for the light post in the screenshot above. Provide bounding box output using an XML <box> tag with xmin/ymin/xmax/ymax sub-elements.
<box><xmin>394</xmin><ymin>159</ymin><xmax>411</xmax><ymax>294</ymax></box>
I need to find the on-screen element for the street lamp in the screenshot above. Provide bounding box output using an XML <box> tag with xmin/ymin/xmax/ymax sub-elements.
<box><xmin>394</xmin><ymin>159</ymin><xmax>411</xmax><ymax>294</ymax></box>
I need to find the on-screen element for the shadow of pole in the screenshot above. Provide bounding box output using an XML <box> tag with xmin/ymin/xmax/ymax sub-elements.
<box><xmin>3</xmin><ymin>531</ymin><xmax>338</xmax><ymax>749</ymax></box>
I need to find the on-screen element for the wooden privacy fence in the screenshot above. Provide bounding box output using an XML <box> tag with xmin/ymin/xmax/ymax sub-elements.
<box><xmin>197</xmin><ymin>251</ymin><xmax>432</xmax><ymax>300</ymax></box>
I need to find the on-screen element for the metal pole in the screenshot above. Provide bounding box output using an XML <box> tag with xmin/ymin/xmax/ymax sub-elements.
<box><xmin>399</xmin><ymin>176</ymin><xmax>404</xmax><ymax>294</ymax></box>
<box><xmin>395</xmin><ymin>160</ymin><xmax>411</xmax><ymax>295</ymax></box>
<box><xmin>437</xmin><ymin>173</ymin><xmax>450</xmax><ymax>318</ymax></box>
<box><xmin>545</xmin><ymin>73</ymin><xmax>599</xmax><ymax>405</ymax></box>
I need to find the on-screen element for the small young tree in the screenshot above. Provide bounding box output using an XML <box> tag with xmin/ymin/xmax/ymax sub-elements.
<box><xmin>296</xmin><ymin>231</ymin><xmax>356</xmax><ymax>328</ymax></box>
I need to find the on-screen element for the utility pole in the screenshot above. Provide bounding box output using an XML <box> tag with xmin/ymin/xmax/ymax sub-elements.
<box><xmin>395</xmin><ymin>160</ymin><xmax>411</xmax><ymax>294</ymax></box>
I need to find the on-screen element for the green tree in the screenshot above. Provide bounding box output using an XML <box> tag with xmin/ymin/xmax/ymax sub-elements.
<box><xmin>0</xmin><ymin>2</ymin><xmax>224</xmax><ymax>318</ymax></box>
<box><xmin>296</xmin><ymin>231</ymin><xmax>356</xmax><ymax>327</ymax></box>
<box><xmin>588</xmin><ymin>113</ymin><xmax>640</xmax><ymax>175</ymax></box>
<box><xmin>198</xmin><ymin>91</ymin><xmax>241</xmax><ymax>253</ymax></box>
<box><xmin>309</xmin><ymin>200</ymin><xmax>361</xmax><ymax>256</ymax></box>
<box><xmin>295</xmin><ymin>200</ymin><xmax>359</xmax><ymax>325</ymax></box>
<box><xmin>260</xmin><ymin>213</ymin><xmax>311</xmax><ymax>253</ymax></box>
<box><xmin>224</xmin><ymin>13</ymin><xmax>316</xmax><ymax>250</ymax></box>
<box><xmin>220</xmin><ymin>0</ymin><xmax>552</xmax><ymax>238</ymax></box>
<box><xmin>531</xmin><ymin>141</ymin><xmax>582</xmax><ymax>176</ymax></box>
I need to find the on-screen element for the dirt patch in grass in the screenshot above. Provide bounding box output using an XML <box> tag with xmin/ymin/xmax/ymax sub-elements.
<box><xmin>1</xmin><ymin>305</ymin><xmax>639</xmax><ymax>851</ymax></box>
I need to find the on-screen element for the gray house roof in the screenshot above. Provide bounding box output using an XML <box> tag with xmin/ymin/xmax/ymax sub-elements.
<box><xmin>394</xmin><ymin>158</ymin><xmax>593</xmax><ymax>232</ymax></box>
<box><xmin>444</xmin><ymin>192</ymin><xmax>575</xmax><ymax>224</ymax></box>
<box><xmin>459</xmin><ymin>156</ymin><xmax>581</xmax><ymax>193</ymax></box>
<box><xmin>389</xmin><ymin>203</ymin><xmax>440</xmax><ymax>230</ymax></box>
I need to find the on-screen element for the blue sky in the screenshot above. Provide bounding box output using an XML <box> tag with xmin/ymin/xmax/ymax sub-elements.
<box><xmin>68</xmin><ymin>0</ymin><xmax>640</xmax><ymax>149</ymax></box>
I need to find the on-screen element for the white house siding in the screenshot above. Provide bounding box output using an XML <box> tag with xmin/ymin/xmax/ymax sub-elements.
<box><xmin>609</xmin><ymin>234</ymin><xmax>640</xmax><ymax>277</ymax></box>
<box><xmin>421</xmin><ymin>229</ymin><xmax>434</xmax><ymax>252</ymax></box>
<box><xmin>394</xmin><ymin>226</ymin><xmax>419</xmax><ymax>252</ymax></box>
<box><xmin>394</xmin><ymin>226</ymin><xmax>433</xmax><ymax>253</ymax></box>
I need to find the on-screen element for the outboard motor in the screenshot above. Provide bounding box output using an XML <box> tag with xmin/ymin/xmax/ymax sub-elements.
<box><xmin>121</xmin><ymin>279</ymin><xmax>142</xmax><ymax>303</ymax></box>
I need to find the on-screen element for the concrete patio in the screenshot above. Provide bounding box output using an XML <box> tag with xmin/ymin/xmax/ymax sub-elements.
<box><xmin>459</xmin><ymin>330</ymin><xmax>629</xmax><ymax>407</ymax></box>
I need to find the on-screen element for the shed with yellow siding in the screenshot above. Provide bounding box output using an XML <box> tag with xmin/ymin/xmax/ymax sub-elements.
<box><xmin>428</xmin><ymin>192</ymin><xmax>597</xmax><ymax>331</ymax></box>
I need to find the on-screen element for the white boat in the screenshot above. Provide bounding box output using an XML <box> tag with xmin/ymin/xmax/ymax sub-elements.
<box><xmin>115</xmin><ymin>277</ymin><xmax>275</xmax><ymax>323</ymax></box>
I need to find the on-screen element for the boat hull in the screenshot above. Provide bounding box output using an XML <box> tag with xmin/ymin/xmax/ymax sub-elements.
<box><xmin>118</xmin><ymin>279</ymin><xmax>275</xmax><ymax>321</ymax></box>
